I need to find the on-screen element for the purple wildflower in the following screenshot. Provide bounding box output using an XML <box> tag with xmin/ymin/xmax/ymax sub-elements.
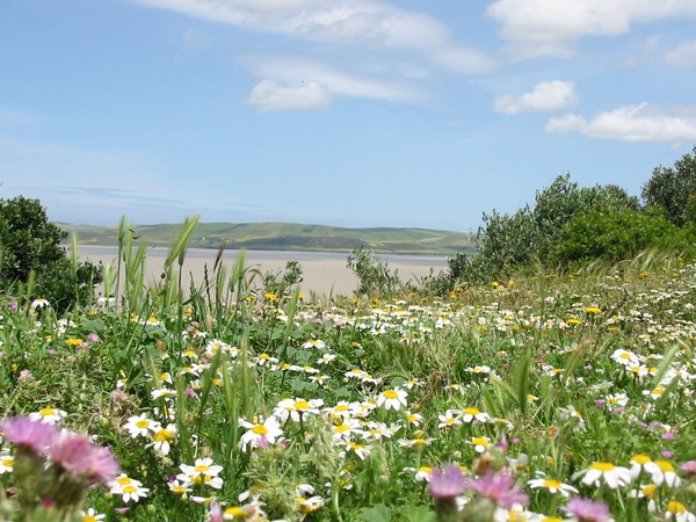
<box><xmin>209</xmin><ymin>502</ymin><xmax>223</xmax><ymax>522</ymax></box>
<box><xmin>18</xmin><ymin>370</ymin><xmax>34</xmax><ymax>382</ymax></box>
<box><xmin>680</xmin><ymin>460</ymin><xmax>696</xmax><ymax>475</ymax></box>
<box><xmin>49</xmin><ymin>430</ymin><xmax>120</xmax><ymax>484</ymax></box>
<box><xmin>2</xmin><ymin>416</ymin><xmax>56</xmax><ymax>454</ymax></box>
<box><xmin>566</xmin><ymin>497</ymin><xmax>611</xmax><ymax>522</ymax></box>
<box><xmin>496</xmin><ymin>433</ymin><xmax>509</xmax><ymax>452</ymax></box>
<box><xmin>48</xmin><ymin>431</ymin><xmax>92</xmax><ymax>473</ymax></box>
<box><xmin>430</xmin><ymin>465</ymin><xmax>466</xmax><ymax>500</ymax></box>
<box><xmin>462</xmin><ymin>469</ymin><xmax>528</xmax><ymax>509</ymax></box>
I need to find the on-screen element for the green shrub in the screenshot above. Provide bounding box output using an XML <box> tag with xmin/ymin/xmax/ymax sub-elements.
<box><xmin>347</xmin><ymin>246</ymin><xmax>400</xmax><ymax>297</ymax></box>
<box><xmin>0</xmin><ymin>196</ymin><xmax>102</xmax><ymax>311</ymax></box>
<box><xmin>553</xmin><ymin>208</ymin><xmax>691</xmax><ymax>265</ymax></box>
<box><xmin>462</xmin><ymin>175</ymin><xmax>643</xmax><ymax>282</ymax></box>
<box><xmin>642</xmin><ymin>145</ymin><xmax>696</xmax><ymax>226</ymax></box>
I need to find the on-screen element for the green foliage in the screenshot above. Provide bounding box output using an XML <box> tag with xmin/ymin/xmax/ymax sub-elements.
<box><xmin>0</xmin><ymin>196</ymin><xmax>102</xmax><ymax>311</ymax></box>
<box><xmin>553</xmin><ymin>208</ymin><xmax>691</xmax><ymax>264</ymax></box>
<box><xmin>475</xmin><ymin>206</ymin><xmax>538</xmax><ymax>279</ymax></box>
<box><xmin>459</xmin><ymin>171</ymin><xmax>664</xmax><ymax>283</ymax></box>
<box><xmin>347</xmin><ymin>246</ymin><xmax>401</xmax><ymax>297</ymax></box>
<box><xmin>642</xmin><ymin>146</ymin><xmax>696</xmax><ymax>226</ymax></box>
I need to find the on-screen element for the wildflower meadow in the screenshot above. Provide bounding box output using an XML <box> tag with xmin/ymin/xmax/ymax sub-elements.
<box><xmin>1</xmin><ymin>219</ymin><xmax>695</xmax><ymax>522</ymax></box>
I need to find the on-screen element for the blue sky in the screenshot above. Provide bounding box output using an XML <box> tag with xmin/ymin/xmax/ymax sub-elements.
<box><xmin>2</xmin><ymin>0</ymin><xmax>696</xmax><ymax>231</ymax></box>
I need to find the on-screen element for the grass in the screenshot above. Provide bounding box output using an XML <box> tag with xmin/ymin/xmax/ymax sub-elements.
<box><xmin>0</xmin><ymin>220</ymin><xmax>694</xmax><ymax>522</ymax></box>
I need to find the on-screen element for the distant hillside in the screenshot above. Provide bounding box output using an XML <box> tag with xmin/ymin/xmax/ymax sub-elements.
<box><xmin>59</xmin><ymin>222</ymin><xmax>477</xmax><ymax>256</ymax></box>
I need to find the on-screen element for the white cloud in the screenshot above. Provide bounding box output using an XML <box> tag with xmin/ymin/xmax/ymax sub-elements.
<box><xmin>495</xmin><ymin>80</ymin><xmax>578</xmax><ymax>114</ymax></box>
<box><xmin>486</xmin><ymin>0</ymin><xmax>696</xmax><ymax>58</ymax></box>
<box><xmin>132</xmin><ymin>0</ymin><xmax>495</xmax><ymax>73</ymax></box>
<box><xmin>664</xmin><ymin>40</ymin><xmax>696</xmax><ymax>67</ymax></box>
<box><xmin>243</xmin><ymin>55</ymin><xmax>425</xmax><ymax>110</ymax></box>
<box><xmin>247</xmin><ymin>80</ymin><xmax>331</xmax><ymax>111</ymax></box>
<box><xmin>544</xmin><ymin>114</ymin><xmax>588</xmax><ymax>133</ymax></box>
<box><xmin>545</xmin><ymin>103</ymin><xmax>696</xmax><ymax>143</ymax></box>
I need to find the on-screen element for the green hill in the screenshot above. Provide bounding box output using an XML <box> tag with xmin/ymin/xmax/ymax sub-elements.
<box><xmin>59</xmin><ymin>222</ymin><xmax>476</xmax><ymax>256</ymax></box>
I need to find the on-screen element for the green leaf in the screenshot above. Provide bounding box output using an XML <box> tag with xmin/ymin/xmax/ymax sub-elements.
<box><xmin>358</xmin><ymin>503</ymin><xmax>392</xmax><ymax>522</ymax></box>
<box><xmin>398</xmin><ymin>505</ymin><xmax>436</xmax><ymax>522</ymax></box>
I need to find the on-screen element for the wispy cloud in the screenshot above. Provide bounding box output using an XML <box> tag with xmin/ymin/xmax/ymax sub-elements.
<box><xmin>0</xmin><ymin>135</ymin><xmax>266</xmax><ymax>223</ymax></box>
<box><xmin>131</xmin><ymin>0</ymin><xmax>495</xmax><ymax>74</ymax></box>
<box><xmin>181</xmin><ymin>27</ymin><xmax>211</xmax><ymax>48</ymax></box>
<box><xmin>495</xmin><ymin>81</ymin><xmax>578</xmax><ymax>114</ymax></box>
<box><xmin>243</xmin><ymin>55</ymin><xmax>425</xmax><ymax>111</ymax></box>
<box><xmin>545</xmin><ymin>103</ymin><xmax>696</xmax><ymax>143</ymax></box>
<box><xmin>664</xmin><ymin>39</ymin><xmax>696</xmax><ymax>68</ymax></box>
<box><xmin>487</xmin><ymin>0</ymin><xmax>696</xmax><ymax>58</ymax></box>
<box><xmin>247</xmin><ymin>80</ymin><xmax>331</xmax><ymax>111</ymax></box>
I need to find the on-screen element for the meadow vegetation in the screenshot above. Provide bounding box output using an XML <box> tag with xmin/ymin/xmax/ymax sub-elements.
<box><xmin>0</xmin><ymin>149</ymin><xmax>695</xmax><ymax>522</ymax></box>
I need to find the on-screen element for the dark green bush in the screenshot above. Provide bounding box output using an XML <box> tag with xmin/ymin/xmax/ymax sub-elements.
<box><xmin>0</xmin><ymin>196</ymin><xmax>102</xmax><ymax>311</ymax></box>
<box><xmin>642</xmin><ymin>146</ymin><xmax>696</xmax><ymax>227</ymax></box>
<box><xmin>553</xmin><ymin>208</ymin><xmax>691</xmax><ymax>265</ymax></box>
<box><xmin>464</xmin><ymin>175</ymin><xmax>639</xmax><ymax>282</ymax></box>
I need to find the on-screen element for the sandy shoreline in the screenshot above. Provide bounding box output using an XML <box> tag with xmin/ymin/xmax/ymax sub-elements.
<box><xmin>78</xmin><ymin>246</ymin><xmax>448</xmax><ymax>296</ymax></box>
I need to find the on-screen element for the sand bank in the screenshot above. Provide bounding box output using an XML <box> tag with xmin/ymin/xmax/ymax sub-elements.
<box><xmin>78</xmin><ymin>246</ymin><xmax>448</xmax><ymax>297</ymax></box>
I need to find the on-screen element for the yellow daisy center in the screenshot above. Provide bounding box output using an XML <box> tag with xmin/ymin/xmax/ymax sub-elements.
<box><xmin>656</xmin><ymin>460</ymin><xmax>674</xmax><ymax>472</ymax></box>
<box><xmin>667</xmin><ymin>501</ymin><xmax>686</xmax><ymax>514</ymax></box>
<box><xmin>543</xmin><ymin>479</ymin><xmax>562</xmax><ymax>489</ymax></box>
<box><xmin>154</xmin><ymin>430</ymin><xmax>173</xmax><ymax>442</ymax></box>
<box><xmin>591</xmin><ymin>462</ymin><xmax>615</xmax><ymax>472</ymax></box>
<box><xmin>383</xmin><ymin>390</ymin><xmax>399</xmax><ymax>399</ymax></box>
<box><xmin>251</xmin><ymin>425</ymin><xmax>268</xmax><ymax>435</ymax></box>
<box><xmin>631</xmin><ymin>455</ymin><xmax>651</xmax><ymax>465</ymax></box>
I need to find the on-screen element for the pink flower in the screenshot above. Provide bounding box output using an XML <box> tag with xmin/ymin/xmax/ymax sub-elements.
<box><xmin>430</xmin><ymin>465</ymin><xmax>466</xmax><ymax>500</ymax></box>
<box><xmin>462</xmin><ymin>469</ymin><xmax>528</xmax><ymax>509</ymax></box>
<box><xmin>49</xmin><ymin>431</ymin><xmax>92</xmax><ymax>472</ymax></box>
<box><xmin>18</xmin><ymin>370</ymin><xmax>34</xmax><ymax>382</ymax></box>
<box><xmin>49</xmin><ymin>431</ymin><xmax>120</xmax><ymax>484</ymax></box>
<box><xmin>2</xmin><ymin>416</ymin><xmax>56</xmax><ymax>454</ymax></box>
<box><xmin>681</xmin><ymin>460</ymin><xmax>696</xmax><ymax>475</ymax></box>
<box><xmin>566</xmin><ymin>497</ymin><xmax>611</xmax><ymax>522</ymax></box>
<box><xmin>209</xmin><ymin>502</ymin><xmax>223</xmax><ymax>522</ymax></box>
<box><xmin>88</xmin><ymin>446</ymin><xmax>121</xmax><ymax>483</ymax></box>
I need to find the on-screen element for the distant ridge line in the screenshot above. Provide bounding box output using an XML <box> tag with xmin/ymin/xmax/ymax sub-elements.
<box><xmin>58</xmin><ymin>221</ymin><xmax>477</xmax><ymax>256</ymax></box>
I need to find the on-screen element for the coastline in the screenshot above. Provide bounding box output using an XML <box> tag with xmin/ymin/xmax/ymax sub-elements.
<box><xmin>77</xmin><ymin>245</ymin><xmax>448</xmax><ymax>297</ymax></box>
